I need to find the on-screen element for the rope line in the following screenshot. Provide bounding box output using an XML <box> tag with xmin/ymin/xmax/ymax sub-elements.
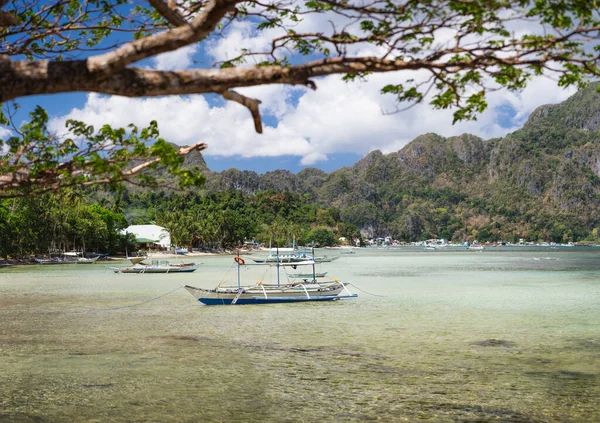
<box><xmin>349</xmin><ymin>283</ymin><xmax>386</xmax><ymax>297</ymax></box>
<box><xmin>85</xmin><ymin>285</ymin><xmax>184</xmax><ymax>312</ymax></box>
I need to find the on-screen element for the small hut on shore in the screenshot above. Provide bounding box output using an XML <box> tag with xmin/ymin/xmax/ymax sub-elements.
<box><xmin>123</xmin><ymin>225</ymin><xmax>171</xmax><ymax>250</ymax></box>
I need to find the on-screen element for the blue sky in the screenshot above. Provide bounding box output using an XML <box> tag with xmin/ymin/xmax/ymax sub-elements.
<box><xmin>3</xmin><ymin>3</ymin><xmax>579</xmax><ymax>175</ymax></box>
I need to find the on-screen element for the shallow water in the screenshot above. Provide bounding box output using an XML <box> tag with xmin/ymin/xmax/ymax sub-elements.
<box><xmin>1</xmin><ymin>249</ymin><xmax>599</xmax><ymax>422</ymax></box>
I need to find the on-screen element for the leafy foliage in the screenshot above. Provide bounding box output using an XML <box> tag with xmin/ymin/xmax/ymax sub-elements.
<box><xmin>0</xmin><ymin>106</ymin><xmax>206</xmax><ymax>197</ymax></box>
<box><xmin>4</xmin><ymin>1</ymin><xmax>600</xmax><ymax>243</ymax></box>
<box><xmin>0</xmin><ymin>187</ymin><xmax>134</xmax><ymax>258</ymax></box>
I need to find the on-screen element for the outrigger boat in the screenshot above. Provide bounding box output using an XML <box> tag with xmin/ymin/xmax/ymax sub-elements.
<box><xmin>128</xmin><ymin>256</ymin><xmax>147</xmax><ymax>265</ymax></box>
<box><xmin>76</xmin><ymin>256</ymin><xmax>99</xmax><ymax>264</ymax></box>
<box><xmin>111</xmin><ymin>260</ymin><xmax>198</xmax><ymax>274</ymax></box>
<box><xmin>184</xmin><ymin>256</ymin><xmax>356</xmax><ymax>306</ymax></box>
<box><xmin>36</xmin><ymin>251</ymin><xmax>100</xmax><ymax>264</ymax></box>
<box><xmin>252</xmin><ymin>249</ymin><xmax>340</xmax><ymax>264</ymax></box>
<box><xmin>34</xmin><ymin>257</ymin><xmax>77</xmax><ymax>265</ymax></box>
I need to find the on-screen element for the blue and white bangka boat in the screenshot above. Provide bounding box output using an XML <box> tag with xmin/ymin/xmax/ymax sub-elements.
<box><xmin>184</xmin><ymin>282</ymin><xmax>354</xmax><ymax>305</ymax></box>
<box><xmin>252</xmin><ymin>251</ymin><xmax>340</xmax><ymax>264</ymax></box>
<box><xmin>111</xmin><ymin>260</ymin><xmax>199</xmax><ymax>274</ymax></box>
<box><xmin>184</xmin><ymin>258</ymin><xmax>356</xmax><ymax>306</ymax></box>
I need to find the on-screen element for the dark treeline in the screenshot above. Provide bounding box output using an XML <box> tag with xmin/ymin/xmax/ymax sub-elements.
<box><xmin>123</xmin><ymin>189</ymin><xmax>361</xmax><ymax>250</ymax></box>
<box><xmin>0</xmin><ymin>188</ymin><xmax>362</xmax><ymax>258</ymax></box>
<box><xmin>0</xmin><ymin>188</ymin><xmax>135</xmax><ymax>258</ymax></box>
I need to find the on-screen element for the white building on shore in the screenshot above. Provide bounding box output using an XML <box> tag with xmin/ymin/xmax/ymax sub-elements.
<box><xmin>123</xmin><ymin>224</ymin><xmax>171</xmax><ymax>249</ymax></box>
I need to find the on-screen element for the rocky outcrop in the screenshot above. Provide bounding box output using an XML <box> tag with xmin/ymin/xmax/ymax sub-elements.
<box><xmin>447</xmin><ymin>133</ymin><xmax>490</xmax><ymax>167</ymax></box>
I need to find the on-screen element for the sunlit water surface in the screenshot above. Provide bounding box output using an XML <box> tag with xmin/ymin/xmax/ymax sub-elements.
<box><xmin>1</xmin><ymin>248</ymin><xmax>599</xmax><ymax>422</ymax></box>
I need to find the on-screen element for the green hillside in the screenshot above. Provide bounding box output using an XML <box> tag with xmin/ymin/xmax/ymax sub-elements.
<box><xmin>202</xmin><ymin>84</ymin><xmax>600</xmax><ymax>243</ymax></box>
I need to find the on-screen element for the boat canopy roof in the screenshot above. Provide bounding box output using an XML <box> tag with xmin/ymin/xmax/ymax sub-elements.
<box><xmin>269</xmin><ymin>260</ymin><xmax>316</xmax><ymax>267</ymax></box>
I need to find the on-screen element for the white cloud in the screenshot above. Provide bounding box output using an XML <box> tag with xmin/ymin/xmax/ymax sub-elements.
<box><xmin>153</xmin><ymin>44</ymin><xmax>199</xmax><ymax>70</ymax></box>
<box><xmin>498</xmin><ymin>75</ymin><xmax>576</xmax><ymax>123</ymax></box>
<box><xmin>206</xmin><ymin>21</ymin><xmax>273</xmax><ymax>64</ymax></box>
<box><xmin>205</xmin><ymin>11</ymin><xmax>356</xmax><ymax>65</ymax></box>
<box><xmin>48</xmin><ymin>93</ymin><xmax>315</xmax><ymax>159</ymax></box>
<box><xmin>47</xmin><ymin>69</ymin><xmax>577</xmax><ymax>168</ymax></box>
<box><xmin>0</xmin><ymin>126</ymin><xmax>11</xmax><ymax>138</ymax></box>
<box><xmin>0</xmin><ymin>126</ymin><xmax>12</xmax><ymax>155</ymax></box>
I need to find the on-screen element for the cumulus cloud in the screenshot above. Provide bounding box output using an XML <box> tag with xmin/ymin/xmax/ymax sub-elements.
<box><xmin>153</xmin><ymin>44</ymin><xmax>199</xmax><ymax>70</ymax></box>
<box><xmin>47</xmin><ymin>93</ymin><xmax>315</xmax><ymax>159</ymax></box>
<box><xmin>206</xmin><ymin>21</ymin><xmax>275</xmax><ymax>64</ymax></box>
<box><xmin>205</xmin><ymin>11</ymin><xmax>360</xmax><ymax>64</ymax></box>
<box><xmin>0</xmin><ymin>126</ymin><xmax>11</xmax><ymax>138</ymax></box>
<box><xmin>47</xmin><ymin>70</ymin><xmax>576</xmax><ymax>168</ymax></box>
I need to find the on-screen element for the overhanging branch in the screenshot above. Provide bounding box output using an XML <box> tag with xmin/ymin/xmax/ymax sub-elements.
<box><xmin>2</xmin><ymin>54</ymin><xmax>580</xmax><ymax>100</ymax></box>
<box><xmin>0</xmin><ymin>141</ymin><xmax>208</xmax><ymax>197</ymax></box>
<box><xmin>0</xmin><ymin>0</ymin><xmax>17</xmax><ymax>28</ymax></box>
<box><xmin>221</xmin><ymin>90</ymin><xmax>263</xmax><ymax>133</ymax></box>
<box><xmin>87</xmin><ymin>0</ymin><xmax>240</xmax><ymax>74</ymax></box>
<box><xmin>148</xmin><ymin>0</ymin><xmax>188</xmax><ymax>27</ymax></box>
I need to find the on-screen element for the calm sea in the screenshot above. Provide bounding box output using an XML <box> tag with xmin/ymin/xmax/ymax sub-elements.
<box><xmin>1</xmin><ymin>248</ymin><xmax>599</xmax><ymax>422</ymax></box>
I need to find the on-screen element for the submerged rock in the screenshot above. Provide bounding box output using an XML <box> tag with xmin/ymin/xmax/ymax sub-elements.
<box><xmin>471</xmin><ymin>339</ymin><xmax>516</xmax><ymax>348</ymax></box>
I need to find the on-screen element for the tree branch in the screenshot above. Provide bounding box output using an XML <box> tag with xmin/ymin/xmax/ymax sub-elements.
<box><xmin>0</xmin><ymin>141</ymin><xmax>208</xmax><ymax>197</ymax></box>
<box><xmin>1</xmin><ymin>56</ymin><xmax>412</xmax><ymax>103</ymax></box>
<box><xmin>122</xmin><ymin>141</ymin><xmax>208</xmax><ymax>176</ymax></box>
<box><xmin>0</xmin><ymin>0</ymin><xmax>17</xmax><ymax>28</ymax></box>
<box><xmin>2</xmin><ymin>54</ymin><xmax>575</xmax><ymax>102</ymax></box>
<box><xmin>221</xmin><ymin>90</ymin><xmax>263</xmax><ymax>133</ymax></box>
<box><xmin>86</xmin><ymin>0</ymin><xmax>240</xmax><ymax>74</ymax></box>
<box><xmin>148</xmin><ymin>0</ymin><xmax>187</xmax><ymax>27</ymax></box>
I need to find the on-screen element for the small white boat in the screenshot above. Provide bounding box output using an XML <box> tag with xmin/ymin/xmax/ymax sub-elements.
<box><xmin>111</xmin><ymin>260</ymin><xmax>198</xmax><ymax>274</ymax></box>
<box><xmin>77</xmin><ymin>256</ymin><xmax>99</xmax><ymax>264</ymax></box>
<box><xmin>34</xmin><ymin>257</ymin><xmax>77</xmax><ymax>265</ymax></box>
<box><xmin>468</xmin><ymin>245</ymin><xmax>485</xmax><ymax>251</ymax></box>
<box><xmin>128</xmin><ymin>256</ymin><xmax>147</xmax><ymax>265</ymax></box>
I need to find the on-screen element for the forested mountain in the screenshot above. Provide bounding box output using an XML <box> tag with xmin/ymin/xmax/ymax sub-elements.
<box><xmin>198</xmin><ymin>84</ymin><xmax>600</xmax><ymax>243</ymax></box>
<box><xmin>4</xmin><ymin>85</ymin><xmax>600</xmax><ymax>259</ymax></box>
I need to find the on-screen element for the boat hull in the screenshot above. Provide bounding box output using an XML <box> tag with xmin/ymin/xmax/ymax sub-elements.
<box><xmin>199</xmin><ymin>295</ymin><xmax>352</xmax><ymax>305</ymax></box>
<box><xmin>184</xmin><ymin>283</ymin><xmax>356</xmax><ymax>306</ymax></box>
<box><xmin>77</xmin><ymin>257</ymin><xmax>99</xmax><ymax>264</ymax></box>
<box><xmin>112</xmin><ymin>266</ymin><xmax>197</xmax><ymax>273</ymax></box>
<box><xmin>34</xmin><ymin>258</ymin><xmax>77</xmax><ymax>265</ymax></box>
<box><xmin>253</xmin><ymin>256</ymin><xmax>339</xmax><ymax>263</ymax></box>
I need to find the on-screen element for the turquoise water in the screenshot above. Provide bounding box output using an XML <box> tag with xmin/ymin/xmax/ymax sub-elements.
<box><xmin>0</xmin><ymin>249</ymin><xmax>599</xmax><ymax>422</ymax></box>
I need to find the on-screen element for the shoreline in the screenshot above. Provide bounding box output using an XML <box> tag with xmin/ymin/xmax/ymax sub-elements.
<box><xmin>0</xmin><ymin>249</ymin><xmax>244</xmax><ymax>267</ymax></box>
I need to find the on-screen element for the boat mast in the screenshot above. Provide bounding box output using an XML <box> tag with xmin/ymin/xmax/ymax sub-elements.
<box><xmin>237</xmin><ymin>250</ymin><xmax>241</xmax><ymax>289</ymax></box>
<box><xmin>312</xmin><ymin>247</ymin><xmax>316</xmax><ymax>282</ymax></box>
<box><xmin>276</xmin><ymin>246</ymin><xmax>280</xmax><ymax>287</ymax></box>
